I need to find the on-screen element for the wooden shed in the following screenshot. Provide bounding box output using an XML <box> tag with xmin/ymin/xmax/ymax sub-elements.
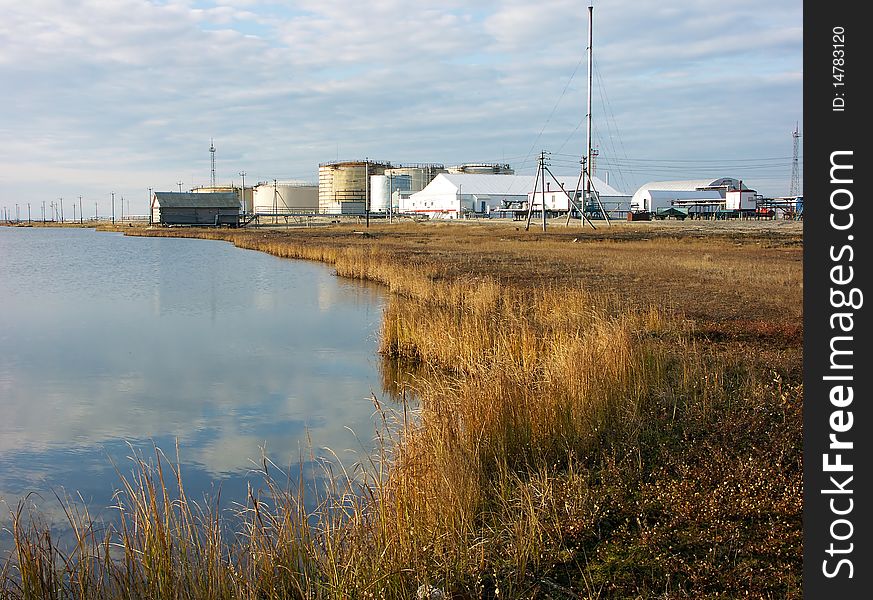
<box><xmin>151</xmin><ymin>192</ymin><xmax>239</xmax><ymax>226</ymax></box>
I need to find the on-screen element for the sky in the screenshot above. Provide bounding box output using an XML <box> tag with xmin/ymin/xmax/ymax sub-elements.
<box><xmin>0</xmin><ymin>0</ymin><xmax>802</xmax><ymax>217</ymax></box>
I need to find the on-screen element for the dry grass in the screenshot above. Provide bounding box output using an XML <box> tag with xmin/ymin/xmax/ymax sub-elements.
<box><xmin>3</xmin><ymin>220</ymin><xmax>803</xmax><ymax>598</ymax></box>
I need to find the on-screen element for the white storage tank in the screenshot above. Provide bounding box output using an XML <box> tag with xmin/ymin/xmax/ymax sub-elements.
<box><xmin>370</xmin><ymin>175</ymin><xmax>390</xmax><ymax>213</ymax></box>
<box><xmin>370</xmin><ymin>174</ymin><xmax>415</xmax><ymax>212</ymax></box>
<box><xmin>253</xmin><ymin>180</ymin><xmax>318</xmax><ymax>213</ymax></box>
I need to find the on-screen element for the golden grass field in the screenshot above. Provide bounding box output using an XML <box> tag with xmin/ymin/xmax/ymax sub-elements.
<box><xmin>3</xmin><ymin>218</ymin><xmax>803</xmax><ymax>599</ymax></box>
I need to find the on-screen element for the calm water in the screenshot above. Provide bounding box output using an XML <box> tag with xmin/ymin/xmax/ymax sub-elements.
<box><xmin>0</xmin><ymin>227</ymin><xmax>389</xmax><ymax>523</ymax></box>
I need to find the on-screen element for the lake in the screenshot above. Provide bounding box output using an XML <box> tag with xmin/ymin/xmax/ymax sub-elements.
<box><xmin>0</xmin><ymin>226</ymin><xmax>390</xmax><ymax>526</ymax></box>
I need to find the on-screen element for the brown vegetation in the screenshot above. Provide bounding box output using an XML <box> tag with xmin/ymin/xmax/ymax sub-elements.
<box><xmin>3</xmin><ymin>220</ymin><xmax>802</xmax><ymax>598</ymax></box>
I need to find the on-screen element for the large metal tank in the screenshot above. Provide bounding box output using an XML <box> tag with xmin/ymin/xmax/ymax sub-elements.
<box><xmin>384</xmin><ymin>164</ymin><xmax>446</xmax><ymax>192</ymax></box>
<box><xmin>192</xmin><ymin>184</ymin><xmax>253</xmax><ymax>214</ymax></box>
<box><xmin>253</xmin><ymin>180</ymin><xmax>318</xmax><ymax>213</ymax></box>
<box><xmin>318</xmin><ymin>160</ymin><xmax>391</xmax><ymax>214</ymax></box>
<box><xmin>447</xmin><ymin>162</ymin><xmax>514</xmax><ymax>175</ymax></box>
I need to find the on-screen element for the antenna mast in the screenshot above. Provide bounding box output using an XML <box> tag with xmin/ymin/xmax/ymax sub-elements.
<box><xmin>789</xmin><ymin>123</ymin><xmax>801</xmax><ymax>196</ymax></box>
<box><xmin>210</xmin><ymin>138</ymin><xmax>216</xmax><ymax>188</ymax></box>
<box><xmin>585</xmin><ymin>4</ymin><xmax>593</xmax><ymax>197</ymax></box>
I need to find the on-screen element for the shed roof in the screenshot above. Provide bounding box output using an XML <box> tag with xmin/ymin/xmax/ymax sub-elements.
<box><xmin>154</xmin><ymin>192</ymin><xmax>239</xmax><ymax>209</ymax></box>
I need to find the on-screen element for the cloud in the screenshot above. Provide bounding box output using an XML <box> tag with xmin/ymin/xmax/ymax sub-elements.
<box><xmin>0</xmin><ymin>0</ymin><xmax>802</xmax><ymax>208</ymax></box>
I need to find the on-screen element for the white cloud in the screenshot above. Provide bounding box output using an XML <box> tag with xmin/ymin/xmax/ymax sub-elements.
<box><xmin>0</xmin><ymin>0</ymin><xmax>802</xmax><ymax>209</ymax></box>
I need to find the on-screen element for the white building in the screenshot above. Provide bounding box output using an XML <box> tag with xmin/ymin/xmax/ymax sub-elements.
<box><xmin>724</xmin><ymin>189</ymin><xmax>758</xmax><ymax>211</ymax></box>
<box><xmin>631</xmin><ymin>178</ymin><xmax>747</xmax><ymax>213</ymax></box>
<box><xmin>402</xmin><ymin>173</ymin><xmax>629</xmax><ymax>219</ymax></box>
<box><xmin>528</xmin><ymin>175</ymin><xmax>630</xmax><ymax>217</ymax></box>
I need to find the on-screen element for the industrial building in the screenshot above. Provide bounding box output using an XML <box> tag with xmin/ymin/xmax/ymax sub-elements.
<box><xmin>630</xmin><ymin>178</ymin><xmax>752</xmax><ymax>216</ymax></box>
<box><xmin>401</xmin><ymin>173</ymin><xmax>628</xmax><ymax>219</ymax></box>
<box><xmin>528</xmin><ymin>175</ymin><xmax>631</xmax><ymax>218</ymax></box>
<box><xmin>318</xmin><ymin>160</ymin><xmax>392</xmax><ymax>214</ymax></box>
<box><xmin>150</xmin><ymin>191</ymin><xmax>240</xmax><ymax>226</ymax></box>
<box><xmin>253</xmin><ymin>180</ymin><xmax>318</xmax><ymax>214</ymax></box>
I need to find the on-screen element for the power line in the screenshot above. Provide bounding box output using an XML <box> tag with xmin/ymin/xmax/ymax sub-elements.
<box><xmin>564</xmin><ymin>155</ymin><xmax>797</xmax><ymax>163</ymax></box>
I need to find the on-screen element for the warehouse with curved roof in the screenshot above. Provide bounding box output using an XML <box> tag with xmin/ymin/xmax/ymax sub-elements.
<box><xmin>402</xmin><ymin>173</ymin><xmax>629</xmax><ymax>219</ymax></box>
<box><xmin>631</xmin><ymin>178</ymin><xmax>748</xmax><ymax>213</ymax></box>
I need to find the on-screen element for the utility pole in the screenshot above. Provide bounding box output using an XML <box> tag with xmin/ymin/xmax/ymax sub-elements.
<box><xmin>541</xmin><ymin>152</ymin><xmax>548</xmax><ymax>231</ymax></box>
<box><xmin>111</xmin><ymin>192</ymin><xmax>115</xmax><ymax>224</ymax></box>
<box><xmin>239</xmin><ymin>171</ymin><xmax>246</xmax><ymax>215</ymax></box>
<box><xmin>525</xmin><ymin>152</ymin><xmax>546</xmax><ymax>231</ymax></box>
<box><xmin>94</xmin><ymin>200</ymin><xmax>98</xmax><ymax>221</ymax></box>
<box><xmin>365</xmin><ymin>158</ymin><xmax>370</xmax><ymax>228</ymax></box>
<box><xmin>27</xmin><ymin>202</ymin><xmax>31</xmax><ymax>223</ymax></box>
<box><xmin>79</xmin><ymin>195</ymin><xmax>83</xmax><ymax>224</ymax></box>
<box><xmin>177</xmin><ymin>181</ymin><xmax>184</xmax><ymax>193</ymax></box>
<box><xmin>148</xmin><ymin>187</ymin><xmax>153</xmax><ymax>225</ymax></box>
<box><xmin>42</xmin><ymin>200</ymin><xmax>46</xmax><ymax>223</ymax></box>
<box><xmin>59</xmin><ymin>198</ymin><xmax>64</xmax><ymax>223</ymax></box>
<box><xmin>458</xmin><ymin>183</ymin><xmax>462</xmax><ymax>218</ymax></box>
<box><xmin>388</xmin><ymin>173</ymin><xmax>393</xmax><ymax>223</ymax></box>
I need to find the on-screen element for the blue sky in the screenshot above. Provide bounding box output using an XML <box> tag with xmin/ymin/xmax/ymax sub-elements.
<box><xmin>1</xmin><ymin>0</ymin><xmax>802</xmax><ymax>216</ymax></box>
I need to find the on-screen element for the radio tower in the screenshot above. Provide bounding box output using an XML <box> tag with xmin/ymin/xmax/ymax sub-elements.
<box><xmin>210</xmin><ymin>138</ymin><xmax>216</xmax><ymax>188</ymax></box>
<box><xmin>789</xmin><ymin>124</ymin><xmax>801</xmax><ymax>197</ymax></box>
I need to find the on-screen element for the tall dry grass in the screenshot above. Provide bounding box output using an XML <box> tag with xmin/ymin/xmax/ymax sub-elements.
<box><xmin>3</xmin><ymin>226</ymin><xmax>802</xmax><ymax>598</ymax></box>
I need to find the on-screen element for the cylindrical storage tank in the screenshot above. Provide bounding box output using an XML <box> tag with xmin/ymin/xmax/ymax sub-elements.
<box><xmin>318</xmin><ymin>160</ymin><xmax>391</xmax><ymax>214</ymax></box>
<box><xmin>239</xmin><ymin>188</ymin><xmax>253</xmax><ymax>215</ymax></box>
<box><xmin>373</xmin><ymin>174</ymin><xmax>413</xmax><ymax>212</ymax></box>
<box><xmin>393</xmin><ymin>174</ymin><xmax>412</xmax><ymax>192</ymax></box>
<box><xmin>384</xmin><ymin>164</ymin><xmax>447</xmax><ymax>193</ymax></box>
<box><xmin>193</xmin><ymin>185</ymin><xmax>252</xmax><ymax>214</ymax></box>
<box><xmin>370</xmin><ymin>175</ymin><xmax>389</xmax><ymax>213</ymax></box>
<box><xmin>448</xmin><ymin>163</ymin><xmax>514</xmax><ymax>175</ymax></box>
<box><xmin>252</xmin><ymin>181</ymin><xmax>318</xmax><ymax>213</ymax></box>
